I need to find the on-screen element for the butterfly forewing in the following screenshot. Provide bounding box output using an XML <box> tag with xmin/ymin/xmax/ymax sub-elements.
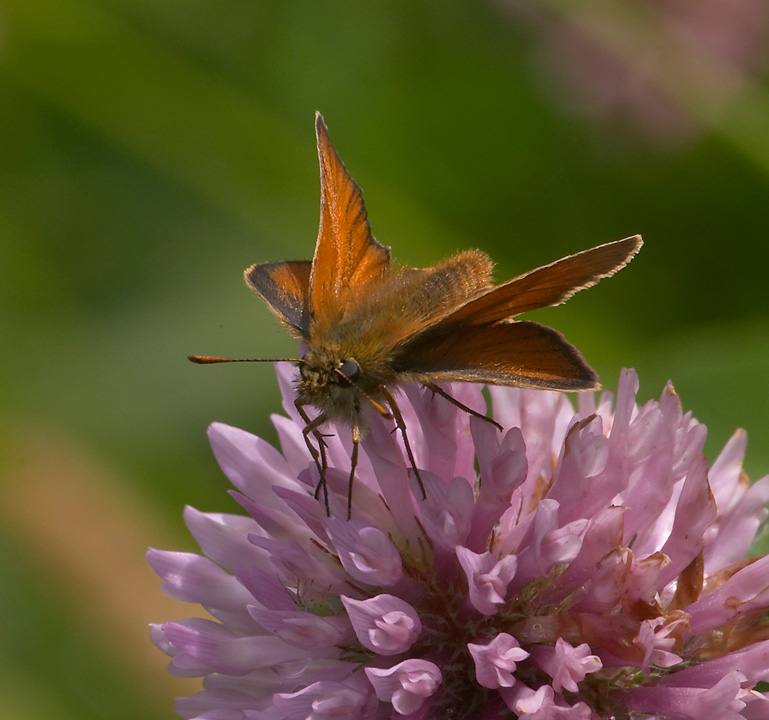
<box><xmin>391</xmin><ymin>319</ymin><xmax>599</xmax><ymax>390</ymax></box>
<box><xmin>245</xmin><ymin>260</ymin><xmax>311</xmax><ymax>339</ymax></box>
<box><xmin>310</xmin><ymin>113</ymin><xmax>391</xmax><ymax>337</ymax></box>
<box><xmin>420</xmin><ymin>236</ymin><xmax>642</xmax><ymax>331</ymax></box>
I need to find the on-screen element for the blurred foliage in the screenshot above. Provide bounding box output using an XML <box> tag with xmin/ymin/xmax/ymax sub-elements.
<box><xmin>2</xmin><ymin>1</ymin><xmax>769</xmax><ymax>718</ymax></box>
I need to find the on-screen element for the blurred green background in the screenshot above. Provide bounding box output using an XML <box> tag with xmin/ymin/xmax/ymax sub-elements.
<box><xmin>2</xmin><ymin>1</ymin><xmax>769</xmax><ymax>718</ymax></box>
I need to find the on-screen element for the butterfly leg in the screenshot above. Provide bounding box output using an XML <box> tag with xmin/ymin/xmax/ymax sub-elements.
<box><xmin>382</xmin><ymin>388</ymin><xmax>426</xmax><ymax>499</ymax></box>
<box><xmin>295</xmin><ymin>400</ymin><xmax>330</xmax><ymax>514</ymax></box>
<box><xmin>425</xmin><ymin>381</ymin><xmax>502</xmax><ymax>431</ymax></box>
<box><xmin>347</xmin><ymin>424</ymin><xmax>361</xmax><ymax>520</ymax></box>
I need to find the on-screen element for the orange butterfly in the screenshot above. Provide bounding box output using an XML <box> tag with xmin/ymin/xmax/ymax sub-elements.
<box><xmin>191</xmin><ymin>113</ymin><xmax>641</xmax><ymax>515</ymax></box>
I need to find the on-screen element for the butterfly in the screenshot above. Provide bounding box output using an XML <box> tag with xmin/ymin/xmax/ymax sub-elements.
<box><xmin>190</xmin><ymin>113</ymin><xmax>642</xmax><ymax>516</ymax></box>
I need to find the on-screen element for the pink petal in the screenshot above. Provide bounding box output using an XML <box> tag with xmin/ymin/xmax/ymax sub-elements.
<box><xmin>208</xmin><ymin>422</ymin><xmax>298</xmax><ymax>504</ymax></box>
<box><xmin>248</xmin><ymin>607</ymin><xmax>352</xmax><ymax>649</ymax></box>
<box><xmin>417</xmin><ymin>473</ymin><xmax>475</xmax><ymax>551</ymax></box>
<box><xmin>637</xmin><ymin>617</ymin><xmax>685</xmax><ymax>672</ymax></box>
<box><xmin>539</xmin><ymin>506</ymin><xmax>625</xmax><ymax>605</ymax></box>
<box><xmin>365</xmin><ymin>659</ymin><xmax>441</xmax><ymax>715</ymax></box>
<box><xmin>530</xmin><ymin>638</ymin><xmax>602</xmax><ymax>692</ymax></box>
<box><xmin>325</xmin><ymin>517</ymin><xmax>404</xmax><ymax>587</ymax></box>
<box><xmin>456</xmin><ymin>546</ymin><xmax>518</xmax><ymax>615</ymax></box>
<box><xmin>274</xmin><ymin>679</ymin><xmax>376</xmax><ymax>720</ymax></box>
<box><xmin>360</xmin><ymin>409</ymin><xmax>423</xmax><ymax>544</ymax></box>
<box><xmin>183</xmin><ymin>506</ymin><xmax>268</xmax><ymax>574</ymax></box>
<box><xmin>709</xmin><ymin>429</ymin><xmax>749</xmax><ymax>513</ymax></box>
<box><xmin>160</xmin><ymin>618</ymin><xmax>307</xmax><ymax>676</ymax></box>
<box><xmin>147</xmin><ymin>549</ymin><xmax>254</xmax><ymax>610</ymax></box>
<box><xmin>468</xmin><ymin>423</ymin><xmax>528</xmax><ymax>551</ymax></box>
<box><xmin>653</xmin><ymin>639</ymin><xmax>769</xmax><ymax>688</ymax></box>
<box><xmin>705</xmin><ymin>463</ymin><xmax>769</xmax><ymax>571</ymax></box>
<box><xmin>468</xmin><ymin>633</ymin><xmax>529</xmax><ymax>688</ymax></box>
<box><xmin>687</xmin><ymin>555</ymin><xmax>769</xmax><ymax>633</ymax></box>
<box><xmin>627</xmin><ymin>671</ymin><xmax>747</xmax><ymax>720</ymax></box>
<box><xmin>341</xmin><ymin>594</ymin><xmax>422</xmax><ymax>655</ymax></box>
<box><xmin>658</xmin><ymin>454</ymin><xmax>716</xmax><ymax>587</ymax></box>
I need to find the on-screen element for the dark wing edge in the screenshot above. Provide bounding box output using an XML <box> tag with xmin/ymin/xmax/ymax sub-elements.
<box><xmin>390</xmin><ymin>320</ymin><xmax>599</xmax><ymax>391</ymax></box>
<box><xmin>310</xmin><ymin>113</ymin><xmax>391</xmax><ymax>331</ymax></box>
<box><xmin>244</xmin><ymin>260</ymin><xmax>311</xmax><ymax>339</ymax></box>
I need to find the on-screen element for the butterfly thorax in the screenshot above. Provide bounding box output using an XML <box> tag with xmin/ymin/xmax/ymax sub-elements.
<box><xmin>297</xmin><ymin>346</ymin><xmax>394</xmax><ymax>428</ymax></box>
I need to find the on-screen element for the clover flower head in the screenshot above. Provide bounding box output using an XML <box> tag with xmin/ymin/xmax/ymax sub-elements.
<box><xmin>149</xmin><ymin>366</ymin><xmax>769</xmax><ymax>719</ymax></box>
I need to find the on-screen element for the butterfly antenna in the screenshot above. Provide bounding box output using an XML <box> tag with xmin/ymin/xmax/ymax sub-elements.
<box><xmin>188</xmin><ymin>355</ymin><xmax>303</xmax><ymax>364</ymax></box>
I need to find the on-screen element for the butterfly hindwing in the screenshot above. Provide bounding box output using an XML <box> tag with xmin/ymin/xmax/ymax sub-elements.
<box><xmin>245</xmin><ymin>260</ymin><xmax>311</xmax><ymax>339</ymax></box>
<box><xmin>391</xmin><ymin>319</ymin><xmax>599</xmax><ymax>390</ymax></box>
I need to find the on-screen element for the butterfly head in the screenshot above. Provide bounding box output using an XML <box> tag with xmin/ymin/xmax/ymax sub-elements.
<box><xmin>297</xmin><ymin>347</ymin><xmax>365</xmax><ymax>424</ymax></box>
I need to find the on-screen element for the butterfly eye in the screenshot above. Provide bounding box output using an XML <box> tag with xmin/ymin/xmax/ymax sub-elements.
<box><xmin>339</xmin><ymin>359</ymin><xmax>361</xmax><ymax>382</ymax></box>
